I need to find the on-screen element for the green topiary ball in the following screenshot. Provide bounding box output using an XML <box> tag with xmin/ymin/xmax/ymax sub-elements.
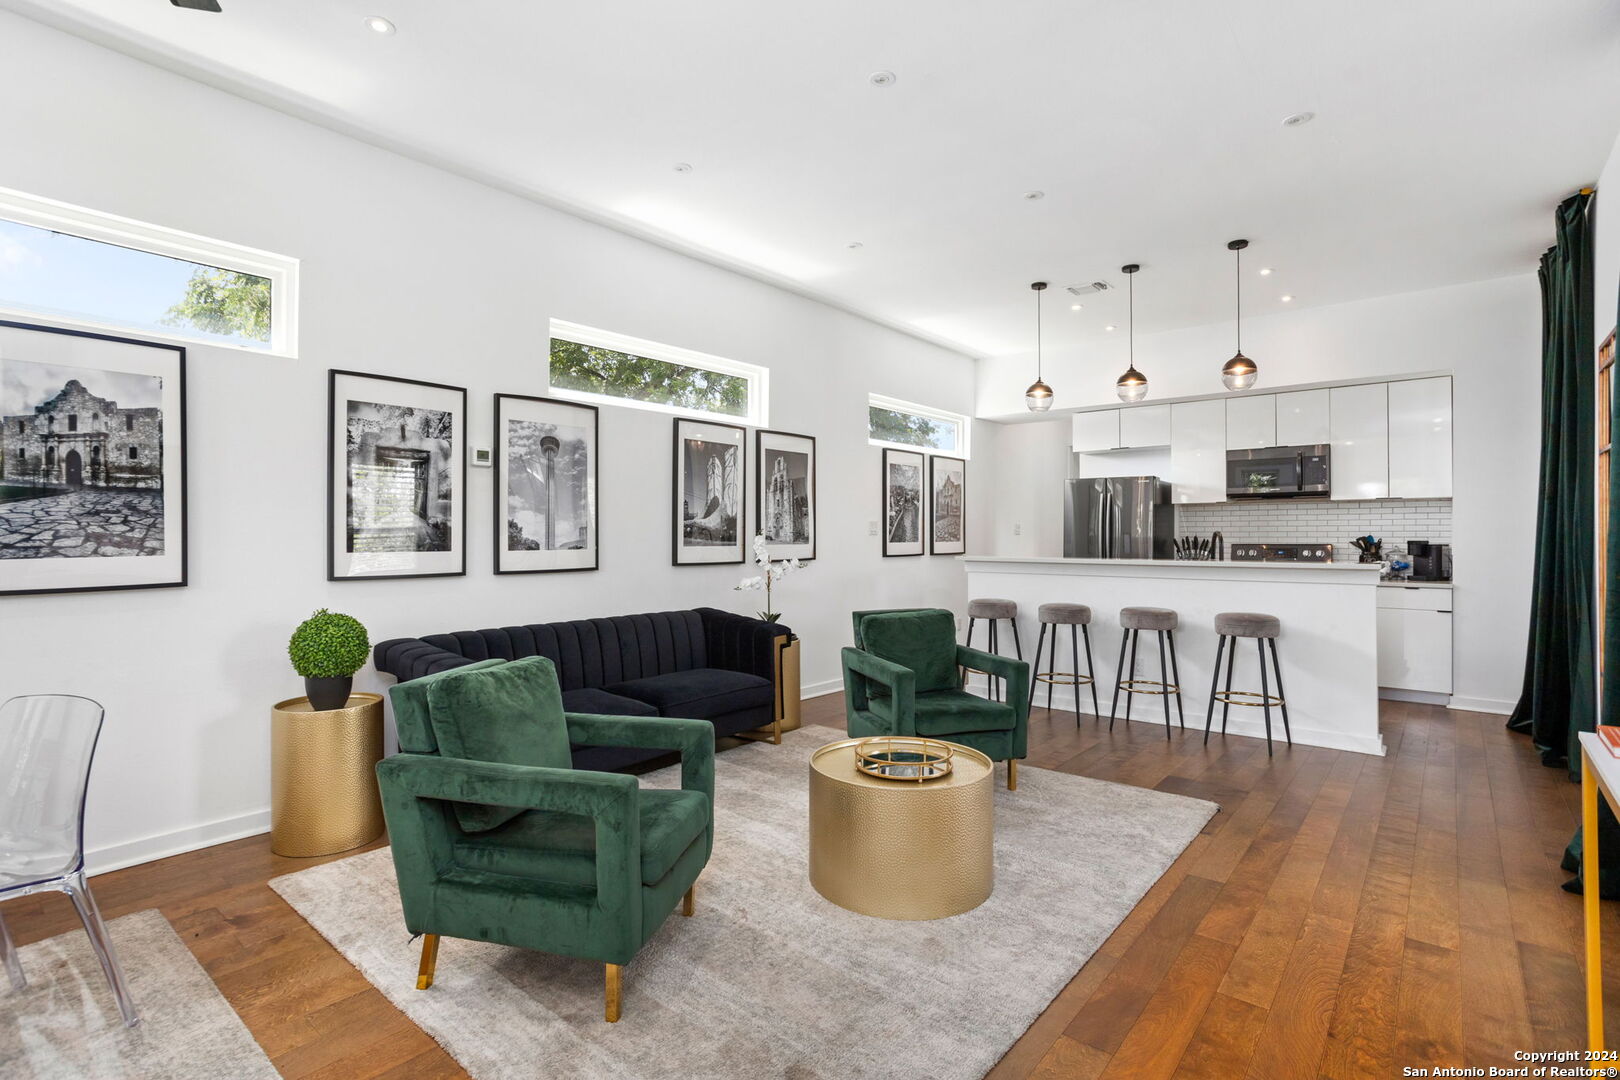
<box><xmin>288</xmin><ymin>608</ymin><xmax>371</xmax><ymax>679</ymax></box>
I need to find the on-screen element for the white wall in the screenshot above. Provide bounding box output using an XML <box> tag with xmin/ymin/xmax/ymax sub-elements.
<box><xmin>1600</xmin><ymin>133</ymin><xmax>1620</xmax><ymax>351</ymax></box>
<box><xmin>976</xmin><ymin>275</ymin><xmax>1542</xmax><ymax>714</ymax></box>
<box><xmin>0</xmin><ymin>12</ymin><xmax>982</xmax><ymax>872</ymax></box>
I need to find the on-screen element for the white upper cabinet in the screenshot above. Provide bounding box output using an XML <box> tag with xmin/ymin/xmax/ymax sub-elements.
<box><xmin>1225</xmin><ymin>395</ymin><xmax>1277</xmax><ymax>450</ymax></box>
<box><xmin>1276</xmin><ymin>388</ymin><xmax>1331</xmax><ymax>446</ymax></box>
<box><xmin>1118</xmin><ymin>404</ymin><xmax>1171</xmax><ymax>448</ymax></box>
<box><xmin>1170</xmin><ymin>400</ymin><xmax>1226</xmax><ymax>503</ymax></box>
<box><xmin>1071</xmin><ymin>410</ymin><xmax>1121</xmax><ymax>453</ymax></box>
<box><xmin>1330</xmin><ymin>383</ymin><xmax>1390</xmax><ymax>500</ymax></box>
<box><xmin>1388</xmin><ymin>377</ymin><xmax>1453</xmax><ymax>498</ymax></box>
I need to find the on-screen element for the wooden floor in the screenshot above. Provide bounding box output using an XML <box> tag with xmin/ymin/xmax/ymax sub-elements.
<box><xmin>2</xmin><ymin>694</ymin><xmax>1615</xmax><ymax>1078</ymax></box>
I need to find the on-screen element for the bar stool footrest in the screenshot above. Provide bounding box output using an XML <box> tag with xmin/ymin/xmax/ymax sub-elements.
<box><xmin>1212</xmin><ymin>690</ymin><xmax>1284</xmax><ymax>708</ymax></box>
<box><xmin>1119</xmin><ymin>678</ymin><xmax>1180</xmax><ymax>696</ymax></box>
<box><xmin>1035</xmin><ymin>672</ymin><xmax>1094</xmax><ymax>687</ymax></box>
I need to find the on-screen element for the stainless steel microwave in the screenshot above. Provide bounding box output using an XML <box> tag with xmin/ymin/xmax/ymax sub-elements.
<box><xmin>1225</xmin><ymin>444</ymin><xmax>1331</xmax><ymax>499</ymax></box>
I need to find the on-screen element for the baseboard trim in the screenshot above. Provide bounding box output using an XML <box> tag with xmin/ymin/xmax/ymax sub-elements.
<box><xmin>85</xmin><ymin>808</ymin><xmax>271</xmax><ymax>878</ymax></box>
<box><xmin>1379</xmin><ymin>688</ymin><xmax>1451</xmax><ymax>707</ymax></box>
<box><xmin>1447</xmin><ymin>696</ymin><xmax>1516</xmax><ymax>716</ymax></box>
<box><xmin>801</xmin><ymin>678</ymin><xmax>842</xmax><ymax>700</ymax></box>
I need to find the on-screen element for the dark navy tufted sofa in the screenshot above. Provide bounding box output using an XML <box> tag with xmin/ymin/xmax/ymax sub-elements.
<box><xmin>373</xmin><ymin>607</ymin><xmax>792</xmax><ymax>772</ymax></box>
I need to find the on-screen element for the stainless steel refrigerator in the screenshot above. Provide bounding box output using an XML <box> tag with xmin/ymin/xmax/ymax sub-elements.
<box><xmin>1063</xmin><ymin>477</ymin><xmax>1174</xmax><ymax>559</ymax></box>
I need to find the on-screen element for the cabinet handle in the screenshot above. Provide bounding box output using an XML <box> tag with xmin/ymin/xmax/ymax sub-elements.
<box><xmin>1438</xmin><ymin>610</ymin><xmax>1452</xmax><ymax>614</ymax></box>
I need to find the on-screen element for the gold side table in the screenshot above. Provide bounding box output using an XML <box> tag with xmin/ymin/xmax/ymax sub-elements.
<box><xmin>271</xmin><ymin>693</ymin><xmax>385</xmax><ymax>858</ymax></box>
<box><xmin>808</xmin><ymin>737</ymin><xmax>994</xmax><ymax>920</ymax></box>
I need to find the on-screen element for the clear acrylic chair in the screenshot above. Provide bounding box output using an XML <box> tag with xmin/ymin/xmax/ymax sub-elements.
<box><xmin>0</xmin><ymin>694</ymin><xmax>138</xmax><ymax>1026</ymax></box>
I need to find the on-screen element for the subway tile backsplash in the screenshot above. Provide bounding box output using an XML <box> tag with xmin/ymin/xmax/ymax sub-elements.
<box><xmin>1173</xmin><ymin>499</ymin><xmax>1451</xmax><ymax>562</ymax></box>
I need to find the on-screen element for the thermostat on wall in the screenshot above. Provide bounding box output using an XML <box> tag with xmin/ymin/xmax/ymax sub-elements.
<box><xmin>472</xmin><ymin>447</ymin><xmax>492</xmax><ymax>468</ymax></box>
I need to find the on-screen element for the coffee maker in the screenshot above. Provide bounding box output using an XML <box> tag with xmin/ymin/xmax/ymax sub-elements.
<box><xmin>1406</xmin><ymin>540</ymin><xmax>1452</xmax><ymax>582</ymax></box>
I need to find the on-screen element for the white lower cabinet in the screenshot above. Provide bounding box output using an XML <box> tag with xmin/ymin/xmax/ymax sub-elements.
<box><xmin>1375</xmin><ymin>587</ymin><xmax>1453</xmax><ymax>694</ymax></box>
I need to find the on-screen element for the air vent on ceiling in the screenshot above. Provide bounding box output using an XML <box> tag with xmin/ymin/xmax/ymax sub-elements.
<box><xmin>1065</xmin><ymin>281</ymin><xmax>1112</xmax><ymax>297</ymax></box>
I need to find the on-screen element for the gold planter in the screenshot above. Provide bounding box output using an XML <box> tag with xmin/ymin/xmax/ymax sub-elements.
<box><xmin>271</xmin><ymin>693</ymin><xmax>385</xmax><ymax>858</ymax></box>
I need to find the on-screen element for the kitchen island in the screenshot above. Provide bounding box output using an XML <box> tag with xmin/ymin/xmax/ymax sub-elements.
<box><xmin>962</xmin><ymin>556</ymin><xmax>1384</xmax><ymax>756</ymax></box>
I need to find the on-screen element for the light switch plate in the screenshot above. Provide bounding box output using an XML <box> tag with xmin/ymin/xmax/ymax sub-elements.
<box><xmin>1013</xmin><ymin>522</ymin><xmax>1022</xmax><ymax>536</ymax></box>
<box><xmin>868</xmin><ymin>521</ymin><xmax>879</xmax><ymax>536</ymax></box>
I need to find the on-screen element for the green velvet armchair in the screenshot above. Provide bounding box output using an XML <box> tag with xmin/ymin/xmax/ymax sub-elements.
<box><xmin>375</xmin><ymin>656</ymin><xmax>713</xmax><ymax>1023</ymax></box>
<box><xmin>843</xmin><ymin>608</ymin><xmax>1030</xmax><ymax>789</ymax></box>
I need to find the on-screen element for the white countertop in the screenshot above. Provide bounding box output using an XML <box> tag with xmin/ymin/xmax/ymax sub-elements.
<box><xmin>1377</xmin><ymin>580</ymin><xmax>1453</xmax><ymax>589</ymax></box>
<box><xmin>959</xmin><ymin>555</ymin><xmax>1381</xmax><ymax>572</ymax></box>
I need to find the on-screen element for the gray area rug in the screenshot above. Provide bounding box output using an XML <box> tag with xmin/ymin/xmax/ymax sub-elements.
<box><xmin>0</xmin><ymin>908</ymin><xmax>278</xmax><ymax>1080</ymax></box>
<box><xmin>271</xmin><ymin>725</ymin><xmax>1217</xmax><ymax>1080</ymax></box>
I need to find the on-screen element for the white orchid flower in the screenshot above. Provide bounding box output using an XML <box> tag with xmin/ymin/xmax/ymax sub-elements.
<box><xmin>734</xmin><ymin>575</ymin><xmax>765</xmax><ymax>592</ymax></box>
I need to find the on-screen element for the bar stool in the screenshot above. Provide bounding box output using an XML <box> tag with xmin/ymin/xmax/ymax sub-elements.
<box><xmin>964</xmin><ymin>598</ymin><xmax>1020</xmax><ymax>701</ymax></box>
<box><xmin>1109</xmin><ymin>607</ymin><xmax>1183</xmax><ymax>739</ymax></box>
<box><xmin>1205</xmin><ymin>612</ymin><xmax>1290</xmax><ymax>756</ymax></box>
<box><xmin>1029</xmin><ymin>603</ymin><xmax>1099</xmax><ymax>722</ymax></box>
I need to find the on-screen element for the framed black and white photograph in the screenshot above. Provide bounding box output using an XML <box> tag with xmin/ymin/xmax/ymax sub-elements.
<box><xmin>755</xmin><ymin>428</ymin><xmax>815</xmax><ymax>562</ymax></box>
<box><xmin>882</xmin><ymin>447</ymin><xmax>925</xmax><ymax>557</ymax></box>
<box><xmin>929</xmin><ymin>454</ymin><xmax>966</xmax><ymax>555</ymax></box>
<box><xmin>673</xmin><ymin>417</ymin><xmax>744</xmax><ymax>565</ymax></box>
<box><xmin>495</xmin><ymin>393</ymin><xmax>598</xmax><ymax>574</ymax></box>
<box><xmin>328</xmin><ymin>369</ymin><xmax>466</xmax><ymax>581</ymax></box>
<box><xmin>0</xmin><ymin>320</ymin><xmax>186</xmax><ymax>597</ymax></box>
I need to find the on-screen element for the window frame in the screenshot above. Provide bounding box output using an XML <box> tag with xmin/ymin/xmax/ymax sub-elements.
<box><xmin>0</xmin><ymin>184</ymin><xmax>300</xmax><ymax>357</ymax></box>
<box><xmin>867</xmin><ymin>392</ymin><xmax>971</xmax><ymax>459</ymax></box>
<box><xmin>546</xmin><ymin>318</ymin><xmax>768</xmax><ymax>426</ymax></box>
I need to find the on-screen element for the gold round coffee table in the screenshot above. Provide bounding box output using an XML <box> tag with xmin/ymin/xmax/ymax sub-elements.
<box><xmin>808</xmin><ymin>737</ymin><xmax>994</xmax><ymax>920</ymax></box>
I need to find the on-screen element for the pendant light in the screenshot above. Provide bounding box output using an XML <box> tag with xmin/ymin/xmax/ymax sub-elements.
<box><xmin>1221</xmin><ymin>239</ymin><xmax>1259</xmax><ymax>391</ymax></box>
<box><xmin>1116</xmin><ymin>263</ymin><xmax>1148</xmax><ymax>402</ymax></box>
<box><xmin>1025</xmin><ymin>281</ymin><xmax>1054</xmax><ymax>412</ymax></box>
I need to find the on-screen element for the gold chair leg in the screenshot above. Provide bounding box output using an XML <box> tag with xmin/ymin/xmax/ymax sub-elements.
<box><xmin>415</xmin><ymin>934</ymin><xmax>440</xmax><ymax>990</ymax></box>
<box><xmin>605</xmin><ymin>963</ymin><xmax>622</xmax><ymax>1023</ymax></box>
<box><xmin>682</xmin><ymin>885</ymin><xmax>695</xmax><ymax>917</ymax></box>
<box><xmin>1008</xmin><ymin>759</ymin><xmax>1018</xmax><ymax>791</ymax></box>
<box><xmin>773</xmin><ymin>714</ymin><xmax>782</xmax><ymax>746</ymax></box>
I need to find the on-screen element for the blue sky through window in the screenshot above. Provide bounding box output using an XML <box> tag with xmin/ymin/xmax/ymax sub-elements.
<box><xmin>0</xmin><ymin>219</ymin><xmax>268</xmax><ymax>348</ymax></box>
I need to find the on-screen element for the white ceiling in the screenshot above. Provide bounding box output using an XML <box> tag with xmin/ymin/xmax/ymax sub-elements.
<box><xmin>8</xmin><ymin>0</ymin><xmax>1620</xmax><ymax>359</ymax></box>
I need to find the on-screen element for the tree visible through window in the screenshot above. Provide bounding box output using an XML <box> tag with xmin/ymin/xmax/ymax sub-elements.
<box><xmin>866</xmin><ymin>396</ymin><xmax>966</xmax><ymax>455</ymax></box>
<box><xmin>162</xmin><ymin>267</ymin><xmax>272</xmax><ymax>343</ymax></box>
<box><xmin>868</xmin><ymin>406</ymin><xmax>957</xmax><ymax>450</ymax></box>
<box><xmin>550</xmin><ymin>337</ymin><xmax>749</xmax><ymax>418</ymax></box>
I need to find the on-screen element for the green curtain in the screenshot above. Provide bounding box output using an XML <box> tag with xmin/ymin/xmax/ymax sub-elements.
<box><xmin>1506</xmin><ymin>191</ymin><xmax>1600</xmax><ymax>891</ymax></box>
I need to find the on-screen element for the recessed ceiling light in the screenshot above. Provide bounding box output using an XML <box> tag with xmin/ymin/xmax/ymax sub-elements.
<box><xmin>1070</xmin><ymin>303</ymin><xmax>1083</xmax><ymax>311</ymax></box>
<box><xmin>365</xmin><ymin>15</ymin><xmax>396</xmax><ymax>34</ymax></box>
<box><xmin>869</xmin><ymin>71</ymin><xmax>897</xmax><ymax>87</ymax></box>
<box><xmin>1282</xmin><ymin>111</ymin><xmax>1315</xmax><ymax>127</ymax></box>
<box><xmin>1280</xmin><ymin>295</ymin><xmax>1294</xmax><ymax>302</ymax></box>
<box><xmin>1022</xmin><ymin>190</ymin><xmax>1045</xmax><ymax>201</ymax></box>
<box><xmin>672</xmin><ymin>162</ymin><xmax>693</xmax><ymax>173</ymax></box>
<box><xmin>847</xmin><ymin>242</ymin><xmax>863</xmax><ymax>250</ymax></box>
<box><xmin>1259</xmin><ymin>267</ymin><xmax>1273</xmax><ymax>276</ymax></box>
<box><xmin>1104</xmin><ymin>325</ymin><xmax>1117</xmax><ymax>332</ymax></box>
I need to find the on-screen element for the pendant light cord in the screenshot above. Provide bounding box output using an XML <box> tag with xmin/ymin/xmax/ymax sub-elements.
<box><xmin>1234</xmin><ymin>245</ymin><xmax>1242</xmax><ymax>353</ymax></box>
<box><xmin>1128</xmin><ymin>270</ymin><xmax>1135</xmax><ymax>367</ymax></box>
<box><xmin>1036</xmin><ymin>286</ymin><xmax>1043</xmax><ymax>381</ymax></box>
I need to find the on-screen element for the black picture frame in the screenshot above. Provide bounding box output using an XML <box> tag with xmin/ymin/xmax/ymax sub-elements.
<box><xmin>754</xmin><ymin>428</ymin><xmax>816</xmax><ymax>563</ymax></box>
<box><xmin>327</xmin><ymin>369</ymin><xmax>467</xmax><ymax>581</ymax></box>
<box><xmin>494</xmin><ymin>393</ymin><xmax>599</xmax><ymax>574</ymax></box>
<box><xmin>881</xmin><ymin>447</ymin><xmax>926</xmax><ymax>557</ymax></box>
<box><xmin>929</xmin><ymin>454</ymin><xmax>967</xmax><ymax>555</ymax></box>
<box><xmin>672</xmin><ymin>416</ymin><xmax>746</xmax><ymax>566</ymax></box>
<box><xmin>0</xmin><ymin>319</ymin><xmax>187</xmax><ymax>597</ymax></box>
